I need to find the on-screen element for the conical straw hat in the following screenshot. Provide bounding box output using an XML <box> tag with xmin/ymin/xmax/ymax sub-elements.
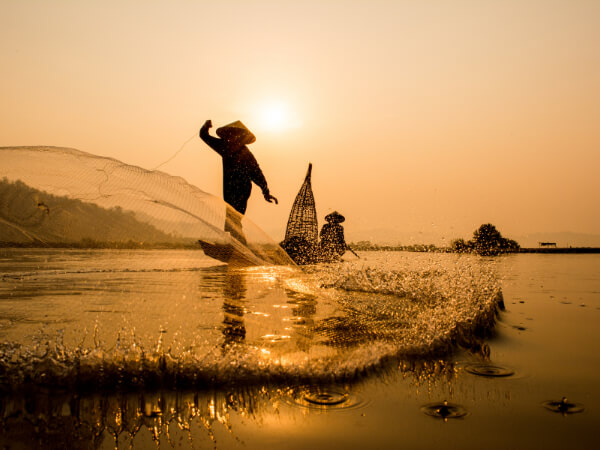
<box><xmin>325</xmin><ymin>211</ymin><xmax>345</xmax><ymax>223</ymax></box>
<box><xmin>216</xmin><ymin>120</ymin><xmax>256</xmax><ymax>145</ymax></box>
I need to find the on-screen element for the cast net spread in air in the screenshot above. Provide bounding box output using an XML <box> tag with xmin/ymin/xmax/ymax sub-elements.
<box><xmin>0</xmin><ymin>146</ymin><xmax>292</xmax><ymax>265</ymax></box>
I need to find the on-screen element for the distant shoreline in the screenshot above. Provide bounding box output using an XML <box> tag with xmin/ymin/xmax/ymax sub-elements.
<box><xmin>349</xmin><ymin>243</ymin><xmax>600</xmax><ymax>254</ymax></box>
<box><xmin>1</xmin><ymin>243</ymin><xmax>599</xmax><ymax>254</ymax></box>
<box><xmin>518</xmin><ymin>247</ymin><xmax>600</xmax><ymax>254</ymax></box>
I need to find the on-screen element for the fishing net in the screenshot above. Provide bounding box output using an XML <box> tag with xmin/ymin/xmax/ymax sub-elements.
<box><xmin>284</xmin><ymin>164</ymin><xmax>318</xmax><ymax>244</ymax></box>
<box><xmin>281</xmin><ymin>163</ymin><xmax>320</xmax><ymax>264</ymax></box>
<box><xmin>0</xmin><ymin>146</ymin><xmax>292</xmax><ymax>265</ymax></box>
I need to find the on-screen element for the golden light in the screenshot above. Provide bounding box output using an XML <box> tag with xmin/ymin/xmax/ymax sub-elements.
<box><xmin>257</xmin><ymin>100</ymin><xmax>290</xmax><ymax>132</ymax></box>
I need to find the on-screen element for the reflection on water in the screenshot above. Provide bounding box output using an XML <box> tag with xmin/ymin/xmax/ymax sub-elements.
<box><xmin>222</xmin><ymin>271</ymin><xmax>247</xmax><ymax>348</ymax></box>
<box><xmin>284</xmin><ymin>287</ymin><xmax>317</xmax><ymax>353</ymax></box>
<box><xmin>0</xmin><ymin>249</ymin><xmax>512</xmax><ymax>448</ymax></box>
<box><xmin>0</xmin><ymin>386</ymin><xmax>269</xmax><ymax>449</ymax></box>
<box><xmin>0</xmin><ymin>361</ymin><xmax>469</xmax><ymax>449</ymax></box>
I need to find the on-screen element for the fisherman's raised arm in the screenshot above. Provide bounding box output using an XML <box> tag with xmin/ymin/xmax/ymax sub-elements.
<box><xmin>199</xmin><ymin>120</ymin><xmax>225</xmax><ymax>155</ymax></box>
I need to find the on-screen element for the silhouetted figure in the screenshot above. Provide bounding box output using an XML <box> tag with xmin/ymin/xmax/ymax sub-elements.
<box><xmin>200</xmin><ymin>120</ymin><xmax>278</xmax><ymax>214</ymax></box>
<box><xmin>320</xmin><ymin>211</ymin><xmax>346</xmax><ymax>260</ymax></box>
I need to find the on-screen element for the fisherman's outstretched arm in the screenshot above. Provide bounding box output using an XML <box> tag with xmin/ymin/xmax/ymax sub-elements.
<box><xmin>249</xmin><ymin>156</ymin><xmax>278</xmax><ymax>204</ymax></box>
<box><xmin>199</xmin><ymin>120</ymin><xmax>225</xmax><ymax>156</ymax></box>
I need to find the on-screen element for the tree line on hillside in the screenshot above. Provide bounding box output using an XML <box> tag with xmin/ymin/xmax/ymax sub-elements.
<box><xmin>0</xmin><ymin>177</ymin><xmax>188</xmax><ymax>247</ymax></box>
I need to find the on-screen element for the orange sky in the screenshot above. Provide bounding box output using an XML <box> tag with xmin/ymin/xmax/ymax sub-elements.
<box><xmin>1</xmin><ymin>0</ymin><xmax>599</xmax><ymax>245</ymax></box>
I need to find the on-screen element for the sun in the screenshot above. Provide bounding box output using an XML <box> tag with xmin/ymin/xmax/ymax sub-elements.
<box><xmin>257</xmin><ymin>101</ymin><xmax>290</xmax><ymax>132</ymax></box>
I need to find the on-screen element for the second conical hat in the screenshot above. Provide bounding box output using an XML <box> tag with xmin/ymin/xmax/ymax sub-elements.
<box><xmin>216</xmin><ymin>120</ymin><xmax>256</xmax><ymax>145</ymax></box>
<box><xmin>325</xmin><ymin>211</ymin><xmax>345</xmax><ymax>223</ymax></box>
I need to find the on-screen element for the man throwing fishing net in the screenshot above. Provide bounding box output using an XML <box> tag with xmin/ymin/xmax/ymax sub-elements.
<box><xmin>200</xmin><ymin>120</ymin><xmax>278</xmax><ymax>243</ymax></box>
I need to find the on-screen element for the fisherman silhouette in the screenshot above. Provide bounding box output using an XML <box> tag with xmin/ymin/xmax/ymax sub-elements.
<box><xmin>200</xmin><ymin>120</ymin><xmax>278</xmax><ymax>243</ymax></box>
<box><xmin>319</xmin><ymin>211</ymin><xmax>347</xmax><ymax>260</ymax></box>
<box><xmin>200</xmin><ymin>120</ymin><xmax>277</xmax><ymax>213</ymax></box>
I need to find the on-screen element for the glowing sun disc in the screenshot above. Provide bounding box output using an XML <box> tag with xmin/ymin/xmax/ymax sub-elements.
<box><xmin>258</xmin><ymin>101</ymin><xmax>289</xmax><ymax>131</ymax></box>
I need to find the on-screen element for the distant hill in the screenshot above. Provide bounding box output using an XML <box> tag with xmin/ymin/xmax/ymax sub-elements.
<box><xmin>0</xmin><ymin>177</ymin><xmax>188</xmax><ymax>246</ymax></box>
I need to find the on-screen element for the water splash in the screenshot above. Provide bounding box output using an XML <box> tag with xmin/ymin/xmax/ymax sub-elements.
<box><xmin>542</xmin><ymin>397</ymin><xmax>584</xmax><ymax>415</ymax></box>
<box><xmin>0</xmin><ymin>253</ymin><xmax>503</xmax><ymax>392</ymax></box>
<box><xmin>421</xmin><ymin>400</ymin><xmax>469</xmax><ymax>420</ymax></box>
<box><xmin>465</xmin><ymin>364</ymin><xmax>515</xmax><ymax>378</ymax></box>
<box><xmin>286</xmin><ymin>385</ymin><xmax>369</xmax><ymax>411</ymax></box>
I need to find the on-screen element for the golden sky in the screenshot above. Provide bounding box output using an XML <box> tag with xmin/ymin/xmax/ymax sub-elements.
<box><xmin>1</xmin><ymin>0</ymin><xmax>599</xmax><ymax>244</ymax></box>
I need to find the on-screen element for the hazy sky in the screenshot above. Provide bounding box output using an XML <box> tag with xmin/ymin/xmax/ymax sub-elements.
<box><xmin>1</xmin><ymin>0</ymin><xmax>599</xmax><ymax>244</ymax></box>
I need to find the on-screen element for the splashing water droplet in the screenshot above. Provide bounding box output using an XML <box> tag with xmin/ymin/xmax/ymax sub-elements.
<box><xmin>421</xmin><ymin>400</ymin><xmax>469</xmax><ymax>420</ymax></box>
<box><xmin>542</xmin><ymin>397</ymin><xmax>584</xmax><ymax>415</ymax></box>
<box><xmin>304</xmin><ymin>391</ymin><xmax>349</xmax><ymax>406</ymax></box>
<box><xmin>287</xmin><ymin>386</ymin><xmax>368</xmax><ymax>411</ymax></box>
<box><xmin>465</xmin><ymin>364</ymin><xmax>515</xmax><ymax>378</ymax></box>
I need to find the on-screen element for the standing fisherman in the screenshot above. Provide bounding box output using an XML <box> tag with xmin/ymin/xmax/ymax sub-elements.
<box><xmin>200</xmin><ymin>120</ymin><xmax>278</xmax><ymax>242</ymax></box>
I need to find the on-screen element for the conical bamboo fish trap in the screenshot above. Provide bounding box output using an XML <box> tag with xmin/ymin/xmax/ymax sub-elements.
<box><xmin>284</xmin><ymin>163</ymin><xmax>318</xmax><ymax>244</ymax></box>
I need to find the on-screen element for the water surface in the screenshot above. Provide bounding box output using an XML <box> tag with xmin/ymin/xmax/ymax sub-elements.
<box><xmin>1</xmin><ymin>250</ymin><xmax>598</xmax><ymax>449</ymax></box>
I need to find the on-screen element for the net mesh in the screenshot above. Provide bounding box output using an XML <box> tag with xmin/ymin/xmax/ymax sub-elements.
<box><xmin>284</xmin><ymin>163</ymin><xmax>318</xmax><ymax>244</ymax></box>
<box><xmin>0</xmin><ymin>146</ymin><xmax>293</xmax><ymax>265</ymax></box>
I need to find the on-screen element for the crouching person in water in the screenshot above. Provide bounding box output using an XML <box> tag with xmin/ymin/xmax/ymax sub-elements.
<box><xmin>200</xmin><ymin>120</ymin><xmax>278</xmax><ymax>243</ymax></box>
<box><xmin>320</xmin><ymin>211</ymin><xmax>347</xmax><ymax>261</ymax></box>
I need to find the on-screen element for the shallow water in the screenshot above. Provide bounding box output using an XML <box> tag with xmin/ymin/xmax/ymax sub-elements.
<box><xmin>0</xmin><ymin>249</ymin><xmax>501</xmax><ymax>389</ymax></box>
<box><xmin>1</xmin><ymin>250</ymin><xmax>598</xmax><ymax>449</ymax></box>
